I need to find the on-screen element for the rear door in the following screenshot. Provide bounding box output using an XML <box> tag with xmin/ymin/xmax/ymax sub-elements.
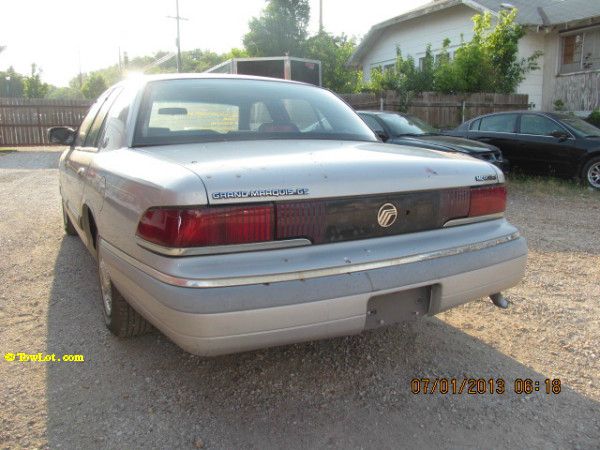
<box><xmin>468</xmin><ymin>113</ymin><xmax>520</xmax><ymax>164</ymax></box>
<box><xmin>61</xmin><ymin>92</ymin><xmax>107</xmax><ymax>221</ymax></box>
<box><xmin>516</xmin><ymin>113</ymin><xmax>579</xmax><ymax>175</ymax></box>
<box><xmin>62</xmin><ymin>88</ymin><xmax>121</xmax><ymax>226</ymax></box>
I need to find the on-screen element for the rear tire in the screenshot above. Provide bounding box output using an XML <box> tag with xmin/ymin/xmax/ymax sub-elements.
<box><xmin>62</xmin><ymin>201</ymin><xmax>77</xmax><ymax>236</ymax></box>
<box><xmin>582</xmin><ymin>156</ymin><xmax>600</xmax><ymax>190</ymax></box>
<box><xmin>97</xmin><ymin>238</ymin><xmax>152</xmax><ymax>337</ymax></box>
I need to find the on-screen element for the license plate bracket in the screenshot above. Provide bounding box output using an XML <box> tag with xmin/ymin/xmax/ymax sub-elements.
<box><xmin>365</xmin><ymin>286</ymin><xmax>431</xmax><ymax>329</ymax></box>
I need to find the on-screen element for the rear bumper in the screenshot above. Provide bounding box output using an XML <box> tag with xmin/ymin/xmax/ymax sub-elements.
<box><xmin>100</xmin><ymin>220</ymin><xmax>527</xmax><ymax>356</ymax></box>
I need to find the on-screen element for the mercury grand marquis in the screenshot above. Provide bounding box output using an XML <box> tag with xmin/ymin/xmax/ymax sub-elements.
<box><xmin>49</xmin><ymin>74</ymin><xmax>527</xmax><ymax>356</ymax></box>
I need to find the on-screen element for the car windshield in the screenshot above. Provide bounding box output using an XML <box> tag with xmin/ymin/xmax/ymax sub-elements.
<box><xmin>134</xmin><ymin>78</ymin><xmax>378</xmax><ymax>146</ymax></box>
<box><xmin>379</xmin><ymin>113</ymin><xmax>438</xmax><ymax>136</ymax></box>
<box><xmin>556</xmin><ymin>114</ymin><xmax>600</xmax><ymax>137</ymax></box>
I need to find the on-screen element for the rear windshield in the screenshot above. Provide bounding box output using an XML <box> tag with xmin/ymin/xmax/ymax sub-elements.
<box><xmin>379</xmin><ymin>113</ymin><xmax>438</xmax><ymax>135</ymax></box>
<box><xmin>133</xmin><ymin>78</ymin><xmax>377</xmax><ymax>146</ymax></box>
<box><xmin>555</xmin><ymin>114</ymin><xmax>600</xmax><ymax>137</ymax></box>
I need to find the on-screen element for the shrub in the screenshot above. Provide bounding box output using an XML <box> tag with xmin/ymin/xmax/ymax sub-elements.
<box><xmin>587</xmin><ymin>109</ymin><xmax>600</xmax><ymax>127</ymax></box>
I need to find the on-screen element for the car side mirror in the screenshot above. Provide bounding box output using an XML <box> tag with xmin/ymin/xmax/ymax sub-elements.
<box><xmin>48</xmin><ymin>126</ymin><xmax>76</xmax><ymax>145</ymax></box>
<box><xmin>375</xmin><ymin>130</ymin><xmax>389</xmax><ymax>142</ymax></box>
<box><xmin>549</xmin><ymin>130</ymin><xmax>569</xmax><ymax>141</ymax></box>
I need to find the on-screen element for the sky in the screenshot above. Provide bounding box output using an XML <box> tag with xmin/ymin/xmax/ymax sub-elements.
<box><xmin>0</xmin><ymin>0</ymin><xmax>429</xmax><ymax>87</ymax></box>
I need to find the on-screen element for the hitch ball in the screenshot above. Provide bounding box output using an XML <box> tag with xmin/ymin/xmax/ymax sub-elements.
<box><xmin>490</xmin><ymin>292</ymin><xmax>509</xmax><ymax>309</ymax></box>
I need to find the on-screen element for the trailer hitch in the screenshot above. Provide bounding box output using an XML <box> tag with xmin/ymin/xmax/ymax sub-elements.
<box><xmin>490</xmin><ymin>292</ymin><xmax>509</xmax><ymax>309</ymax></box>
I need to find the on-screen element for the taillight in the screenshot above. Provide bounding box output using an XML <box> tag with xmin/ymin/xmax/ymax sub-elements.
<box><xmin>440</xmin><ymin>188</ymin><xmax>470</xmax><ymax>223</ymax></box>
<box><xmin>137</xmin><ymin>186</ymin><xmax>506</xmax><ymax>250</ymax></box>
<box><xmin>276</xmin><ymin>200</ymin><xmax>327</xmax><ymax>243</ymax></box>
<box><xmin>469</xmin><ymin>185</ymin><xmax>506</xmax><ymax>217</ymax></box>
<box><xmin>136</xmin><ymin>205</ymin><xmax>274</xmax><ymax>248</ymax></box>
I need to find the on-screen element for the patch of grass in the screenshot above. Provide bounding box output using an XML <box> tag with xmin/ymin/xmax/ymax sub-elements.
<box><xmin>0</xmin><ymin>148</ymin><xmax>17</xmax><ymax>155</ymax></box>
<box><xmin>507</xmin><ymin>173</ymin><xmax>598</xmax><ymax>198</ymax></box>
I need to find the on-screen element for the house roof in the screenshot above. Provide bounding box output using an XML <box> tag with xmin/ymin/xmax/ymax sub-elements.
<box><xmin>347</xmin><ymin>0</ymin><xmax>600</xmax><ymax>66</ymax></box>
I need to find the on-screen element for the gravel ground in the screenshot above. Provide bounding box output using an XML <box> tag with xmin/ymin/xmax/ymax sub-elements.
<box><xmin>0</xmin><ymin>148</ymin><xmax>599</xmax><ymax>450</ymax></box>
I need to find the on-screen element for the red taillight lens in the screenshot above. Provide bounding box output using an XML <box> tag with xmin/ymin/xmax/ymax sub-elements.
<box><xmin>440</xmin><ymin>187</ymin><xmax>471</xmax><ymax>223</ymax></box>
<box><xmin>276</xmin><ymin>201</ymin><xmax>327</xmax><ymax>243</ymax></box>
<box><xmin>136</xmin><ymin>205</ymin><xmax>274</xmax><ymax>248</ymax></box>
<box><xmin>469</xmin><ymin>185</ymin><xmax>506</xmax><ymax>217</ymax></box>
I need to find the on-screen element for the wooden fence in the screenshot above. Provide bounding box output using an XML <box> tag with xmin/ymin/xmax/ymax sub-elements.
<box><xmin>0</xmin><ymin>92</ymin><xmax>529</xmax><ymax>146</ymax></box>
<box><xmin>340</xmin><ymin>91</ymin><xmax>530</xmax><ymax>129</ymax></box>
<box><xmin>0</xmin><ymin>98</ymin><xmax>92</xmax><ymax>146</ymax></box>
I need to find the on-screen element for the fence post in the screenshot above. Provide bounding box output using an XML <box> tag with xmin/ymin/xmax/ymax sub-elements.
<box><xmin>380</xmin><ymin>96</ymin><xmax>384</xmax><ymax>111</ymax></box>
<box><xmin>36</xmin><ymin>104</ymin><xmax>42</xmax><ymax>145</ymax></box>
<box><xmin>461</xmin><ymin>99</ymin><xmax>466</xmax><ymax>124</ymax></box>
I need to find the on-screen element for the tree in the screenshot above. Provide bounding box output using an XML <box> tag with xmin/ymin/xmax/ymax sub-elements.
<box><xmin>410</xmin><ymin>45</ymin><xmax>435</xmax><ymax>92</ymax></box>
<box><xmin>81</xmin><ymin>73</ymin><xmax>107</xmax><ymax>99</ymax></box>
<box><xmin>45</xmin><ymin>86</ymin><xmax>85</xmax><ymax>100</ymax></box>
<box><xmin>367</xmin><ymin>9</ymin><xmax>541</xmax><ymax>96</ymax></box>
<box><xmin>243</xmin><ymin>0</ymin><xmax>310</xmax><ymax>57</ymax></box>
<box><xmin>23</xmin><ymin>64</ymin><xmax>49</xmax><ymax>98</ymax></box>
<box><xmin>182</xmin><ymin>49</ymin><xmax>227</xmax><ymax>72</ymax></box>
<box><xmin>0</xmin><ymin>67</ymin><xmax>25</xmax><ymax>98</ymax></box>
<box><xmin>305</xmin><ymin>32</ymin><xmax>362</xmax><ymax>93</ymax></box>
<box><xmin>434</xmin><ymin>9</ymin><xmax>541</xmax><ymax>94</ymax></box>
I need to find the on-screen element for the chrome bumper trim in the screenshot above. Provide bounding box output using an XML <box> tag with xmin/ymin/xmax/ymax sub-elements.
<box><xmin>443</xmin><ymin>213</ymin><xmax>505</xmax><ymax>228</ymax></box>
<box><xmin>136</xmin><ymin>237</ymin><xmax>312</xmax><ymax>256</ymax></box>
<box><xmin>101</xmin><ymin>231</ymin><xmax>521</xmax><ymax>289</ymax></box>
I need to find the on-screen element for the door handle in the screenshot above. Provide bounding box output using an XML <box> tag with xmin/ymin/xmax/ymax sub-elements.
<box><xmin>77</xmin><ymin>167</ymin><xmax>86</xmax><ymax>177</ymax></box>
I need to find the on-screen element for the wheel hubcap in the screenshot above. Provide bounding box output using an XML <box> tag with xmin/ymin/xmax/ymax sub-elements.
<box><xmin>99</xmin><ymin>258</ymin><xmax>113</xmax><ymax>317</ymax></box>
<box><xmin>588</xmin><ymin>162</ymin><xmax>600</xmax><ymax>188</ymax></box>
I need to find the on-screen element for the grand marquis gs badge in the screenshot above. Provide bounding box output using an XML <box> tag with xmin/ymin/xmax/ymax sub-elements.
<box><xmin>211</xmin><ymin>187</ymin><xmax>309</xmax><ymax>200</ymax></box>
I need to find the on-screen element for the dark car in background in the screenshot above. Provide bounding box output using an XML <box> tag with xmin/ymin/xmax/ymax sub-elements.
<box><xmin>357</xmin><ymin>111</ymin><xmax>508</xmax><ymax>172</ymax></box>
<box><xmin>447</xmin><ymin>111</ymin><xmax>600</xmax><ymax>189</ymax></box>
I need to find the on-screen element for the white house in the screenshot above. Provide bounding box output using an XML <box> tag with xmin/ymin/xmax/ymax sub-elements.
<box><xmin>347</xmin><ymin>0</ymin><xmax>600</xmax><ymax>113</ymax></box>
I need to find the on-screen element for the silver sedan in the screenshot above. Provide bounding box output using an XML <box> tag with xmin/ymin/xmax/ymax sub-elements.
<box><xmin>49</xmin><ymin>74</ymin><xmax>527</xmax><ymax>356</ymax></box>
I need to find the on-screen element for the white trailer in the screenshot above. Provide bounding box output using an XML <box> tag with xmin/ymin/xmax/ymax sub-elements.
<box><xmin>205</xmin><ymin>56</ymin><xmax>322</xmax><ymax>86</ymax></box>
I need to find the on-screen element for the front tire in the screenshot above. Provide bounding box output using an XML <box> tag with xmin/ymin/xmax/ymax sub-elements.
<box><xmin>582</xmin><ymin>156</ymin><xmax>600</xmax><ymax>190</ymax></box>
<box><xmin>97</xmin><ymin>241</ymin><xmax>152</xmax><ymax>337</ymax></box>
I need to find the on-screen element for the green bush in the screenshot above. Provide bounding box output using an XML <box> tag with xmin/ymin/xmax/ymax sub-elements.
<box><xmin>367</xmin><ymin>8</ymin><xmax>541</xmax><ymax>96</ymax></box>
<box><xmin>553</xmin><ymin>99</ymin><xmax>566</xmax><ymax>111</ymax></box>
<box><xmin>587</xmin><ymin>109</ymin><xmax>600</xmax><ymax>127</ymax></box>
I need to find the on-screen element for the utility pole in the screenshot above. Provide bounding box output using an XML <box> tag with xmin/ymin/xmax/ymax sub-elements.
<box><xmin>167</xmin><ymin>0</ymin><xmax>188</xmax><ymax>73</ymax></box>
<box><xmin>319</xmin><ymin>0</ymin><xmax>323</xmax><ymax>32</ymax></box>
<box><xmin>78</xmin><ymin>49</ymin><xmax>83</xmax><ymax>88</ymax></box>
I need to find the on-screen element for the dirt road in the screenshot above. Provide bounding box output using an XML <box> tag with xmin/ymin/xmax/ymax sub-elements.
<box><xmin>1</xmin><ymin>148</ymin><xmax>598</xmax><ymax>449</ymax></box>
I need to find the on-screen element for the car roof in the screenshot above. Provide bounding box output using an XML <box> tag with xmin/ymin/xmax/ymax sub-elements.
<box><xmin>356</xmin><ymin>110</ymin><xmax>406</xmax><ymax>115</ymax></box>
<box><xmin>124</xmin><ymin>72</ymin><xmax>310</xmax><ymax>86</ymax></box>
<box><xmin>466</xmin><ymin>110</ymin><xmax>563</xmax><ymax>122</ymax></box>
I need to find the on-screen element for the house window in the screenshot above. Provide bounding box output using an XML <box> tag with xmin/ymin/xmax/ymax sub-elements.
<box><xmin>560</xmin><ymin>27</ymin><xmax>600</xmax><ymax>74</ymax></box>
<box><xmin>419</xmin><ymin>51</ymin><xmax>453</xmax><ymax>69</ymax></box>
<box><xmin>370</xmin><ymin>60</ymin><xmax>396</xmax><ymax>75</ymax></box>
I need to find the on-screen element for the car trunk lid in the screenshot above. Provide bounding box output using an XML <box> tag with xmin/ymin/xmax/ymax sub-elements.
<box><xmin>139</xmin><ymin>139</ymin><xmax>501</xmax><ymax>205</ymax></box>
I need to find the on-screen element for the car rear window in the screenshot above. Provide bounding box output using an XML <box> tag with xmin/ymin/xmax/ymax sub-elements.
<box><xmin>479</xmin><ymin>114</ymin><xmax>518</xmax><ymax>133</ymax></box>
<box><xmin>134</xmin><ymin>78</ymin><xmax>377</xmax><ymax>146</ymax></box>
<box><xmin>148</xmin><ymin>102</ymin><xmax>240</xmax><ymax>134</ymax></box>
<box><xmin>520</xmin><ymin>114</ymin><xmax>565</xmax><ymax>136</ymax></box>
